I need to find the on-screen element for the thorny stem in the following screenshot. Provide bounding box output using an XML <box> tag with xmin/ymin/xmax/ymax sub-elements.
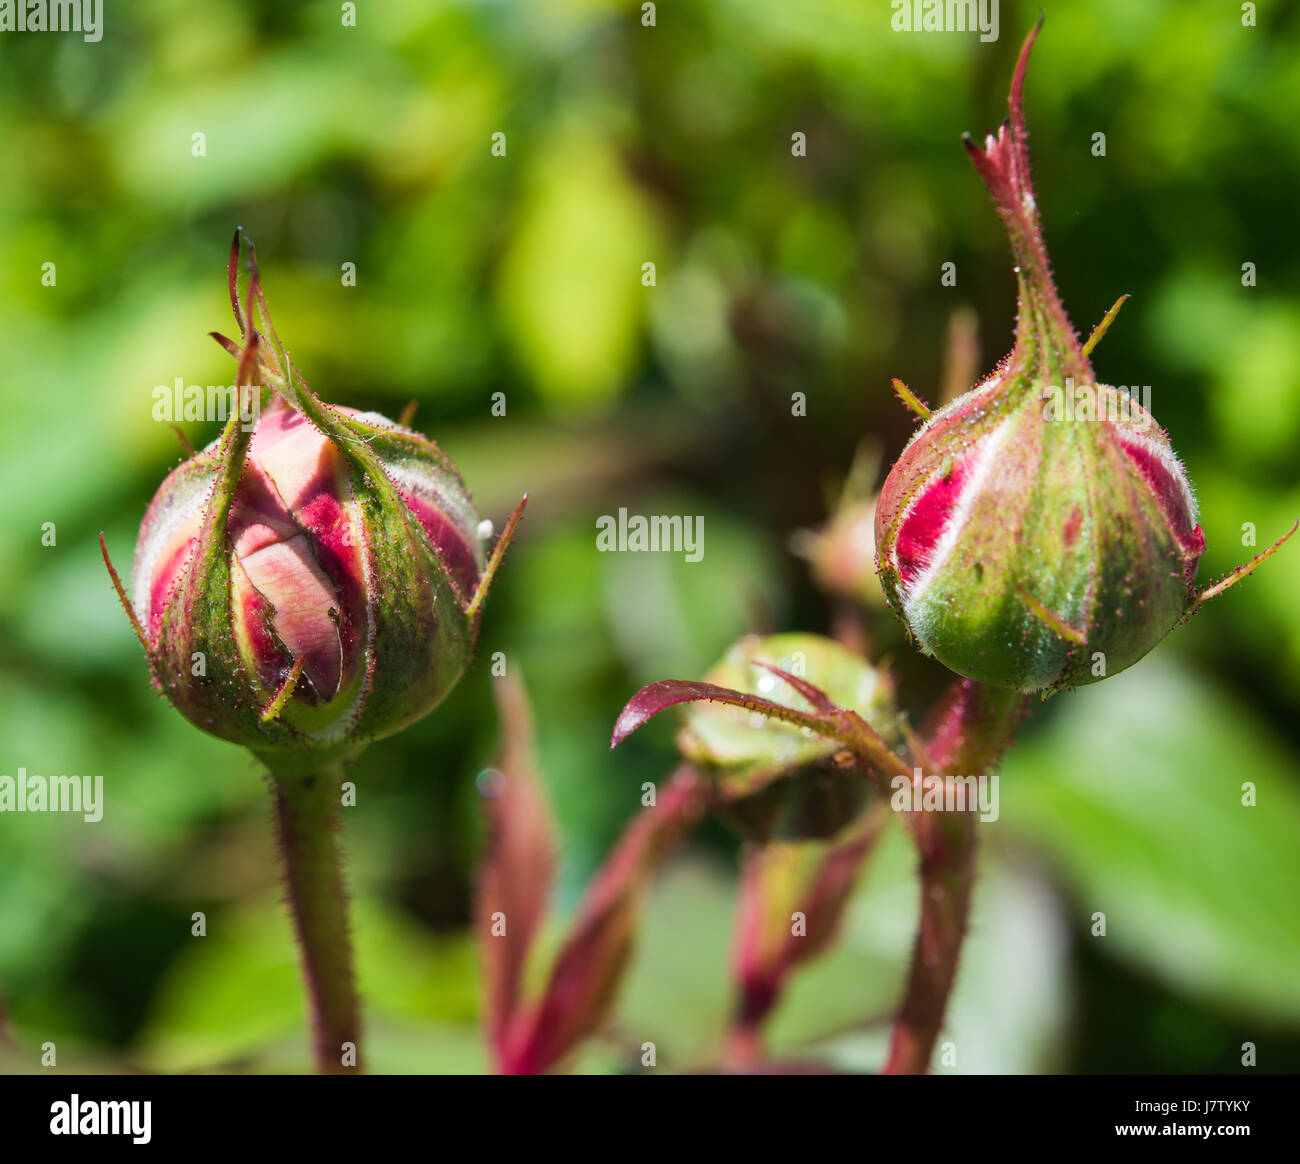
<box><xmin>882</xmin><ymin>805</ymin><xmax>977</xmax><ymax>1076</ymax></box>
<box><xmin>269</xmin><ymin>764</ymin><xmax>362</xmax><ymax>1075</ymax></box>
<box><xmin>882</xmin><ymin>680</ymin><xmax>1026</xmax><ymax>1075</ymax></box>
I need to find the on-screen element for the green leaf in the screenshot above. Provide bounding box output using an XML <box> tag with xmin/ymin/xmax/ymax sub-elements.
<box><xmin>1000</xmin><ymin>658</ymin><xmax>1300</xmax><ymax>1024</ymax></box>
<box><xmin>497</xmin><ymin>130</ymin><xmax>663</xmax><ymax>411</ymax></box>
<box><xmin>773</xmin><ymin>832</ymin><xmax>1072</xmax><ymax>1074</ymax></box>
<box><xmin>138</xmin><ymin>896</ymin><xmax>482</xmax><ymax>1072</ymax></box>
<box><xmin>615</xmin><ymin>827</ymin><xmax>1072</xmax><ymax>1074</ymax></box>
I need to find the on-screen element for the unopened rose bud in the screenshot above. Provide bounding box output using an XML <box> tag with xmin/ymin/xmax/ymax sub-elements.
<box><xmin>801</xmin><ymin>496</ymin><xmax>888</xmax><ymax>611</ymax></box>
<box><xmin>793</xmin><ymin>443</ymin><xmax>888</xmax><ymax>610</ymax></box>
<box><xmin>874</xmin><ymin>21</ymin><xmax>1291</xmax><ymax>694</ymax></box>
<box><xmin>104</xmin><ymin>235</ymin><xmax>524</xmax><ymax>760</ymax></box>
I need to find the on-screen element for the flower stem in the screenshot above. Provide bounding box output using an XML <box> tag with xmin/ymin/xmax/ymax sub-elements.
<box><xmin>882</xmin><ymin>806</ymin><xmax>977</xmax><ymax>1075</ymax></box>
<box><xmin>883</xmin><ymin>681</ymin><xmax>1026</xmax><ymax>1075</ymax></box>
<box><xmin>269</xmin><ymin>764</ymin><xmax>362</xmax><ymax>1074</ymax></box>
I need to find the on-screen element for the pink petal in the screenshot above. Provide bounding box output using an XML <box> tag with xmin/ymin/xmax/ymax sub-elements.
<box><xmin>893</xmin><ymin>453</ymin><xmax>974</xmax><ymax>589</ymax></box>
<box><xmin>237</xmin><ymin>534</ymin><xmax>343</xmax><ymax>698</ymax></box>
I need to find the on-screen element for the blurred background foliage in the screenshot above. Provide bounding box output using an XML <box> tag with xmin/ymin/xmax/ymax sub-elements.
<box><xmin>1</xmin><ymin>0</ymin><xmax>1298</xmax><ymax>1073</ymax></box>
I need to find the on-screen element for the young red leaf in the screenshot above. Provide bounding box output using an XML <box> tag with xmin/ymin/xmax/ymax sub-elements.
<box><xmin>476</xmin><ymin>673</ymin><xmax>557</xmax><ymax>1056</ymax></box>
<box><xmin>750</xmin><ymin>660</ymin><xmax>839</xmax><ymax>714</ymax></box>
<box><xmin>498</xmin><ymin>767</ymin><xmax>705</xmax><ymax>1074</ymax></box>
<box><xmin>729</xmin><ymin>803</ymin><xmax>889</xmax><ymax>1060</ymax></box>
<box><xmin>611</xmin><ymin>678</ymin><xmax>838</xmax><ymax>750</ymax></box>
<box><xmin>613</xmin><ymin>670</ymin><xmax>912</xmax><ymax>788</ymax></box>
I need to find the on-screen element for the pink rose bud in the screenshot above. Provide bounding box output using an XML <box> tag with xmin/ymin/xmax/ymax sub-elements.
<box><xmin>805</xmin><ymin>495</ymin><xmax>885</xmax><ymax>608</ymax></box>
<box><xmin>104</xmin><ymin>234</ymin><xmax>524</xmax><ymax>761</ymax></box>
<box><xmin>796</xmin><ymin>446</ymin><xmax>889</xmax><ymax>613</ymax></box>
<box><xmin>874</xmin><ymin>21</ymin><xmax>1291</xmax><ymax>694</ymax></box>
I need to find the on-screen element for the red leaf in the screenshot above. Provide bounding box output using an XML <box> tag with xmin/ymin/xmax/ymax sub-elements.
<box><xmin>611</xmin><ymin>677</ymin><xmax>912</xmax><ymax>786</ymax></box>
<box><xmin>730</xmin><ymin>805</ymin><xmax>888</xmax><ymax>1048</ymax></box>
<box><xmin>750</xmin><ymin>661</ymin><xmax>838</xmax><ymax>714</ymax></box>
<box><xmin>476</xmin><ymin>672</ymin><xmax>557</xmax><ymax>1055</ymax></box>
<box><xmin>499</xmin><ymin>767</ymin><xmax>705</xmax><ymax>1074</ymax></box>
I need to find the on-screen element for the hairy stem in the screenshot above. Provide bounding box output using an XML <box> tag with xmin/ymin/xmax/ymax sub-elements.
<box><xmin>269</xmin><ymin>764</ymin><xmax>361</xmax><ymax>1074</ymax></box>
<box><xmin>882</xmin><ymin>807</ymin><xmax>976</xmax><ymax>1075</ymax></box>
<box><xmin>882</xmin><ymin>681</ymin><xmax>1026</xmax><ymax>1075</ymax></box>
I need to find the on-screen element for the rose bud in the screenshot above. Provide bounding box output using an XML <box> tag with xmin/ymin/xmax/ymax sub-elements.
<box><xmin>793</xmin><ymin>444</ymin><xmax>889</xmax><ymax>612</ymax></box>
<box><xmin>803</xmin><ymin>497</ymin><xmax>885</xmax><ymax>609</ymax></box>
<box><xmin>874</xmin><ymin>20</ymin><xmax>1293</xmax><ymax>694</ymax></box>
<box><xmin>103</xmin><ymin>234</ymin><xmax>525</xmax><ymax>762</ymax></box>
<box><xmin>673</xmin><ymin>634</ymin><xmax>899</xmax><ymax>841</ymax></box>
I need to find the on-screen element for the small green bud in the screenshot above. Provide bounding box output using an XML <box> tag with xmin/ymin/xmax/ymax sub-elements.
<box><xmin>676</xmin><ymin>634</ymin><xmax>898</xmax><ymax>840</ymax></box>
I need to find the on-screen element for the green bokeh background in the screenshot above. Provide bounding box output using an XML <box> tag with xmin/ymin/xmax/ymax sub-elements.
<box><xmin>1</xmin><ymin>0</ymin><xmax>1298</xmax><ymax>1073</ymax></box>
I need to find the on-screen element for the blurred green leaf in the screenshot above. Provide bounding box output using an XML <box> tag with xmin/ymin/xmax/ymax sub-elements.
<box><xmin>138</xmin><ymin>897</ymin><xmax>483</xmax><ymax>1072</ymax></box>
<box><xmin>1000</xmin><ymin>658</ymin><xmax>1300</xmax><ymax>1024</ymax></box>
<box><xmin>498</xmin><ymin>130</ymin><xmax>664</xmax><ymax>411</ymax></box>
